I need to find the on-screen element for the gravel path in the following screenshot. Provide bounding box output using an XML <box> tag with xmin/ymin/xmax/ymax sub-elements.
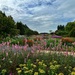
<box><xmin>37</xmin><ymin>50</ymin><xmax>75</xmax><ymax>57</ymax></box>
<box><xmin>0</xmin><ymin>45</ymin><xmax>75</xmax><ymax>57</ymax></box>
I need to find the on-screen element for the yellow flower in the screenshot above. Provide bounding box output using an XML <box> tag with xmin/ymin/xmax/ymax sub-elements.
<box><xmin>39</xmin><ymin>68</ymin><xmax>45</xmax><ymax>73</ymax></box>
<box><xmin>16</xmin><ymin>68</ymin><xmax>20</xmax><ymax>71</ymax></box>
<box><xmin>29</xmin><ymin>69</ymin><xmax>33</xmax><ymax>73</ymax></box>
<box><xmin>19</xmin><ymin>64</ymin><xmax>23</xmax><ymax>67</ymax></box>
<box><xmin>33</xmin><ymin>65</ymin><xmax>36</xmax><ymax>68</ymax></box>
<box><xmin>36</xmin><ymin>59</ymin><xmax>39</xmax><ymax>62</ymax></box>
<box><xmin>58</xmin><ymin>73</ymin><xmax>64</xmax><ymax>75</ymax></box>
<box><xmin>42</xmin><ymin>60</ymin><xmax>44</xmax><ymax>63</ymax></box>
<box><xmin>1</xmin><ymin>69</ymin><xmax>7</xmax><ymax>73</ymax></box>
<box><xmin>71</xmin><ymin>71</ymin><xmax>75</xmax><ymax>75</ymax></box>
<box><xmin>24</xmin><ymin>71</ymin><xmax>29</xmax><ymax>74</ymax></box>
<box><xmin>23</xmin><ymin>64</ymin><xmax>26</xmax><ymax>67</ymax></box>
<box><xmin>34</xmin><ymin>72</ymin><xmax>38</xmax><ymax>75</ymax></box>
<box><xmin>38</xmin><ymin>62</ymin><xmax>43</xmax><ymax>65</ymax></box>
<box><xmin>64</xmin><ymin>66</ymin><xmax>67</xmax><ymax>69</ymax></box>
<box><xmin>53</xmin><ymin>60</ymin><xmax>57</xmax><ymax>64</ymax></box>
<box><xmin>50</xmin><ymin>65</ymin><xmax>55</xmax><ymax>70</ymax></box>
<box><xmin>23</xmin><ymin>67</ymin><xmax>28</xmax><ymax>70</ymax></box>
<box><xmin>17</xmin><ymin>70</ymin><xmax>22</xmax><ymax>74</ymax></box>
<box><xmin>73</xmin><ymin>67</ymin><xmax>75</xmax><ymax>71</ymax></box>
<box><xmin>50</xmin><ymin>62</ymin><xmax>52</xmax><ymax>65</ymax></box>
<box><xmin>9</xmin><ymin>60</ymin><xmax>12</xmax><ymax>64</ymax></box>
<box><xmin>31</xmin><ymin>63</ymin><xmax>34</xmax><ymax>66</ymax></box>
<box><xmin>55</xmin><ymin>65</ymin><xmax>60</xmax><ymax>69</ymax></box>
<box><xmin>43</xmin><ymin>63</ymin><xmax>47</xmax><ymax>67</ymax></box>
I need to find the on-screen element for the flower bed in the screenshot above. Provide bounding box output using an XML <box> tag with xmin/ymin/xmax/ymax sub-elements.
<box><xmin>0</xmin><ymin>50</ymin><xmax>75</xmax><ymax>75</ymax></box>
<box><xmin>0</xmin><ymin>36</ymin><xmax>75</xmax><ymax>75</ymax></box>
<box><xmin>51</xmin><ymin>35</ymin><xmax>62</xmax><ymax>39</ymax></box>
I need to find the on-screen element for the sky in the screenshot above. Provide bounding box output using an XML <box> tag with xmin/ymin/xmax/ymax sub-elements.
<box><xmin>0</xmin><ymin>0</ymin><xmax>75</xmax><ymax>33</ymax></box>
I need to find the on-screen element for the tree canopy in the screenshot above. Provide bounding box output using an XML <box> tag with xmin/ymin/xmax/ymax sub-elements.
<box><xmin>0</xmin><ymin>11</ymin><xmax>39</xmax><ymax>38</ymax></box>
<box><xmin>55</xmin><ymin>21</ymin><xmax>75</xmax><ymax>37</ymax></box>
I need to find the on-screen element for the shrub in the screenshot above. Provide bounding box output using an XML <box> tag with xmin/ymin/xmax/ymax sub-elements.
<box><xmin>62</xmin><ymin>37</ymin><xmax>73</xmax><ymax>43</ymax></box>
<box><xmin>46</xmin><ymin>39</ymin><xmax>56</xmax><ymax>48</ymax></box>
<box><xmin>61</xmin><ymin>37</ymin><xmax>74</xmax><ymax>46</ymax></box>
<box><xmin>34</xmin><ymin>37</ymin><xmax>41</xmax><ymax>41</ymax></box>
<box><xmin>27</xmin><ymin>39</ymin><xmax>33</xmax><ymax>47</ymax></box>
<box><xmin>55</xmin><ymin>30</ymin><xmax>68</xmax><ymax>36</ymax></box>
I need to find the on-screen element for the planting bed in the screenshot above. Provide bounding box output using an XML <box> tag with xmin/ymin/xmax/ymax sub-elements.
<box><xmin>0</xmin><ymin>36</ymin><xmax>75</xmax><ymax>75</ymax></box>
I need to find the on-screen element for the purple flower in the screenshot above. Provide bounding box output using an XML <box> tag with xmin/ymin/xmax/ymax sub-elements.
<box><xmin>51</xmin><ymin>35</ymin><xmax>62</xmax><ymax>38</ymax></box>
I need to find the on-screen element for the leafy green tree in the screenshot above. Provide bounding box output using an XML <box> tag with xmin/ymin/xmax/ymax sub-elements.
<box><xmin>16</xmin><ymin>22</ymin><xmax>39</xmax><ymax>36</ymax></box>
<box><xmin>65</xmin><ymin>21</ymin><xmax>75</xmax><ymax>32</ymax></box>
<box><xmin>55</xmin><ymin>30</ymin><xmax>68</xmax><ymax>36</ymax></box>
<box><xmin>16</xmin><ymin>22</ymin><xmax>25</xmax><ymax>35</ymax></box>
<box><xmin>0</xmin><ymin>11</ymin><xmax>39</xmax><ymax>37</ymax></box>
<box><xmin>0</xmin><ymin>11</ymin><xmax>19</xmax><ymax>37</ymax></box>
<box><xmin>10</xmin><ymin>29</ymin><xmax>20</xmax><ymax>36</ymax></box>
<box><xmin>69</xmin><ymin>28</ymin><xmax>75</xmax><ymax>37</ymax></box>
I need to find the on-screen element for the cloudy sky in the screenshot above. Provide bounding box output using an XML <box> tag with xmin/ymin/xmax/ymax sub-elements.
<box><xmin>0</xmin><ymin>0</ymin><xmax>75</xmax><ymax>33</ymax></box>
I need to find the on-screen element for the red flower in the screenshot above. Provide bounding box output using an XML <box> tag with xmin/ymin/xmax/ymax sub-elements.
<box><xmin>61</xmin><ymin>37</ymin><xmax>73</xmax><ymax>43</ymax></box>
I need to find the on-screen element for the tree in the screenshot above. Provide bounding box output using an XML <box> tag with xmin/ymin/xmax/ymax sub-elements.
<box><xmin>65</xmin><ymin>21</ymin><xmax>75</xmax><ymax>32</ymax></box>
<box><xmin>16</xmin><ymin>22</ymin><xmax>26</xmax><ymax>35</ymax></box>
<box><xmin>69</xmin><ymin>28</ymin><xmax>75</xmax><ymax>37</ymax></box>
<box><xmin>10</xmin><ymin>29</ymin><xmax>20</xmax><ymax>36</ymax></box>
<box><xmin>0</xmin><ymin>11</ymin><xmax>39</xmax><ymax>37</ymax></box>
<box><xmin>0</xmin><ymin>11</ymin><xmax>19</xmax><ymax>37</ymax></box>
<box><xmin>57</xmin><ymin>25</ymin><xmax>64</xmax><ymax>30</ymax></box>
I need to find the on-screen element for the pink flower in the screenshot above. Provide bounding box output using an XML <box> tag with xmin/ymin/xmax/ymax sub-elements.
<box><xmin>71</xmin><ymin>51</ymin><xmax>75</xmax><ymax>56</ymax></box>
<box><xmin>31</xmin><ymin>50</ymin><xmax>34</xmax><ymax>54</ymax></box>
<box><xmin>9</xmin><ymin>72</ymin><xmax>13</xmax><ymax>75</ymax></box>
<box><xmin>6</xmin><ymin>52</ymin><xmax>8</xmax><ymax>56</ymax></box>
<box><xmin>72</xmin><ymin>42</ymin><xmax>75</xmax><ymax>45</ymax></box>
<box><xmin>64</xmin><ymin>51</ymin><xmax>68</xmax><ymax>56</ymax></box>
<box><xmin>14</xmin><ymin>44</ymin><xmax>19</xmax><ymax>50</ymax></box>
<box><xmin>2</xmin><ymin>57</ymin><xmax>5</xmax><ymax>60</ymax></box>
<box><xmin>27</xmin><ymin>53</ymin><xmax>30</xmax><ymax>58</ymax></box>
<box><xmin>23</xmin><ymin>44</ymin><xmax>28</xmax><ymax>51</ymax></box>
<box><xmin>2</xmin><ymin>42</ymin><xmax>6</xmax><ymax>46</ymax></box>
<box><xmin>44</xmin><ymin>42</ymin><xmax>46</xmax><ymax>46</ymax></box>
<box><xmin>7</xmin><ymin>42</ymin><xmax>10</xmax><ymax>46</ymax></box>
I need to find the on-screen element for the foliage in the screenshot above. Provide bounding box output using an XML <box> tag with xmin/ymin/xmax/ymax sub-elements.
<box><xmin>0</xmin><ymin>36</ymin><xmax>75</xmax><ymax>74</ymax></box>
<box><xmin>0</xmin><ymin>11</ymin><xmax>19</xmax><ymax>37</ymax></box>
<box><xmin>55</xmin><ymin>30</ymin><xmax>68</xmax><ymax>36</ymax></box>
<box><xmin>46</xmin><ymin>38</ymin><xmax>59</xmax><ymax>48</ymax></box>
<box><xmin>16</xmin><ymin>22</ymin><xmax>39</xmax><ymax>36</ymax></box>
<box><xmin>57</xmin><ymin>25</ymin><xmax>64</xmax><ymax>30</ymax></box>
<box><xmin>56</xmin><ymin>21</ymin><xmax>75</xmax><ymax>37</ymax></box>
<box><xmin>69</xmin><ymin>28</ymin><xmax>75</xmax><ymax>37</ymax></box>
<box><xmin>61</xmin><ymin>37</ymin><xmax>74</xmax><ymax>46</ymax></box>
<box><xmin>65</xmin><ymin>21</ymin><xmax>75</xmax><ymax>32</ymax></box>
<box><xmin>0</xmin><ymin>50</ymin><xmax>75</xmax><ymax>75</ymax></box>
<box><xmin>0</xmin><ymin>11</ymin><xmax>39</xmax><ymax>38</ymax></box>
<box><xmin>16</xmin><ymin>22</ymin><xmax>27</xmax><ymax>35</ymax></box>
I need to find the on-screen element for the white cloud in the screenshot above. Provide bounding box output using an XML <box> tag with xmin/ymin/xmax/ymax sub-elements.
<box><xmin>0</xmin><ymin>0</ymin><xmax>75</xmax><ymax>33</ymax></box>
